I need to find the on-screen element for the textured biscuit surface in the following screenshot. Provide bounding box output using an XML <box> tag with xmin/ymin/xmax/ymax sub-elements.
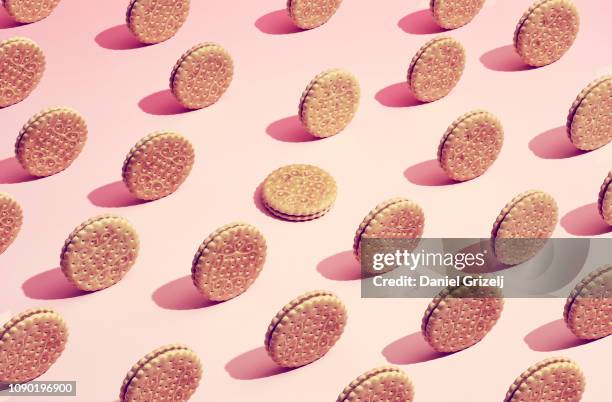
<box><xmin>0</xmin><ymin>193</ymin><xmax>23</xmax><ymax>255</ymax></box>
<box><xmin>567</xmin><ymin>76</ymin><xmax>612</xmax><ymax>151</ymax></box>
<box><xmin>122</xmin><ymin>131</ymin><xmax>195</xmax><ymax>201</ymax></box>
<box><xmin>15</xmin><ymin>107</ymin><xmax>87</xmax><ymax>177</ymax></box>
<box><xmin>126</xmin><ymin>0</ymin><xmax>190</xmax><ymax>44</ymax></box>
<box><xmin>299</xmin><ymin>69</ymin><xmax>360</xmax><ymax>138</ymax></box>
<box><xmin>598</xmin><ymin>171</ymin><xmax>612</xmax><ymax>225</ymax></box>
<box><xmin>192</xmin><ymin>223</ymin><xmax>267</xmax><ymax>301</ymax></box>
<box><xmin>421</xmin><ymin>285</ymin><xmax>503</xmax><ymax>352</ymax></box>
<box><xmin>504</xmin><ymin>357</ymin><xmax>585</xmax><ymax>402</ymax></box>
<box><xmin>60</xmin><ymin>215</ymin><xmax>139</xmax><ymax>292</ymax></box>
<box><xmin>337</xmin><ymin>366</ymin><xmax>414</xmax><ymax>402</ymax></box>
<box><xmin>408</xmin><ymin>37</ymin><xmax>465</xmax><ymax>102</ymax></box>
<box><xmin>0</xmin><ymin>308</ymin><xmax>68</xmax><ymax>383</ymax></box>
<box><xmin>3</xmin><ymin>0</ymin><xmax>61</xmax><ymax>23</ymax></box>
<box><xmin>438</xmin><ymin>110</ymin><xmax>504</xmax><ymax>181</ymax></box>
<box><xmin>430</xmin><ymin>0</ymin><xmax>485</xmax><ymax>29</ymax></box>
<box><xmin>287</xmin><ymin>0</ymin><xmax>342</xmax><ymax>30</ymax></box>
<box><xmin>513</xmin><ymin>0</ymin><xmax>579</xmax><ymax>67</ymax></box>
<box><xmin>170</xmin><ymin>43</ymin><xmax>233</xmax><ymax>109</ymax></box>
<box><xmin>120</xmin><ymin>344</ymin><xmax>202</xmax><ymax>402</ymax></box>
<box><xmin>265</xmin><ymin>290</ymin><xmax>347</xmax><ymax>367</ymax></box>
<box><xmin>0</xmin><ymin>37</ymin><xmax>45</xmax><ymax>108</ymax></box>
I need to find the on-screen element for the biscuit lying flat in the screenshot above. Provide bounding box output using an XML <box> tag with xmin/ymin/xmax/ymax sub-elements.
<box><xmin>407</xmin><ymin>36</ymin><xmax>465</xmax><ymax>102</ymax></box>
<box><xmin>0</xmin><ymin>308</ymin><xmax>68</xmax><ymax>383</ymax></box>
<box><xmin>2</xmin><ymin>0</ymin><xmax>61</xmax><ymax>23</ymax></box>
<box><xmin>192</xmin><ymin>223</ymin><xmax>267</xmax><ymax>301</ymax></box>
<box><xmin>126</xmin><ymin>0</ymin><xmax>190</xmax><ymax>44</ymax></box>
<box><xmin>336</xmin><ymin>366</ymin><xmax>414</xmax><ymax>402</ymax></box>
<box><xmin>513</xmin><ymin>0</ymin><xmax>580</xmax><ymax>67</ymax></box>
<box><xmin>0</xmin><ymin>37</ymin><xmax>45</xmax><ymax>108</ymax></box>
<box><xmin>60</xmin><ymin>215</ymin><xmax>139</xmax><ymax>291</ymax></box>
<box><xmin>265</xmin><ymin>290</ymin><xmax>347</xmax><ymax>367</ymax></box>
<box><xmin>287</xmin><ymin>0</ymin><xmax>343</xmax><ymax>30</ymax></box>
<box><xmin>430</xmin><ymin>0</ymin><xmax>485</xmax><ymax>30</ymax></box>
<box><xmin>504</xmin><ymin>357</ymin><xmax>585</xmax><ymax>402</ymax></box>
<box><xmin>299</xmin><ymin>69</ymin><xmax>360</xmax><ymax>138</ymax></box>
<box><xmin>15</xmin><ymin>107</ymin><xmax>87</xmax><ymax>177</ymax></box>
<box><xmin>566</xmin><ymin>76</ymin><xmax>612</xmax><ymax>151</ymax></box>
<box><xmin>120</xmin><ymin>344</ymin><xmax>202</xmax><ymax>402</ymax></box>
<box><xmin>0</xmin><ymin>192</ymin><xmax>23</xmax><ymax>255</ymax></box>
<box><xmin>438</xmin><ymin>110</ymin><xmax>504</xmax><ymax>181</ymax></box>
<box><xmin>598</xmin><ymin>171</ymin><xmax>612</xmax><ymax>225</ymax></box>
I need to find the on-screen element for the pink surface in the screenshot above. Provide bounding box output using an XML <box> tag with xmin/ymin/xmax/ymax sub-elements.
<box><xmin>1</xmin><ymin>0</ymin><xmax>611</xmax><ymax>401</ymax></box>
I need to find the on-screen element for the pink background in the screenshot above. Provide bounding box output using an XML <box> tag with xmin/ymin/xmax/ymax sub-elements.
<box><xmin>1</xmin><ymin>0</ymin><xmax>611</xmax><ymax>401</ymax></box>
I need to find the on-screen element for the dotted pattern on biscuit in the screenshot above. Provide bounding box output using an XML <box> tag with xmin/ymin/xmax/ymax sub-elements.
<box><xmin>407</xmin><ymin>37</ymin><xmax>465</xmax><ymax>102</ymax></box>
<box><xmin>15</xmin><ymin>107</ymin><xmax>87</xmax><ymax>177</ymax></box>
<box><xmin>170</xmin><ymin>43</ymin><xmax>233</xmax><ymax>109</ymax></box>
<box><xmin>299</xmin><ymin>69</ymin><xmax>360</xmax><ymax>138</ymax></box>
<box><xmin>430</xmin><ymin>0</ymin><xmax>485</xmax><ymax>30</ymax></box>
<box><xmin>0</xmin><ymin>37</ymin><xmax>45</xmax><ymax>108</ymax></box>
<box><xmin>337</xmin><ymin>366</ymin><xmax>415</xmax><ymax>402</ymax></box>
<box><xmin>122</xmin><ymin>131</ymin><xmax>195</xmax><ymax>201</ymax></box>
<box><xmin>126</xmin><ymin>0</ymin><xmax>190</xmax><ymax>44</ymax></box>
<box><xmin>437</xmin><ymin>110</ymin><xmax>504</xmax><ymax>181</ymax></box>
<box><xmin>0</xmin><ymin>308</ymin><xmax>68</xmax><ymax>383</ymax></box>
<box><xmin>192</xmin><ymin>223</ymin><xmax>267</xmax><ymax>301</ymax></box>
<box><xmin>3</xmin><ymin>0</ymin><xmax>60</xmax><ymax>23</ymax></box>
<box><xmin>0</xmin><ymin>193</ymin><xmax>23</xmax><ymax>255</ymax></box>
<box><xmin>566</xmin><ymin>76</ymin><xmax>612</xmax><ymax>151</ymax></box>
<box><xmin>287</xmin><ymin>0</ymin><xmax>343</xmax><ymax>30</ymax></box>
<box><xmin>598</xmin><ymin>171</ymin><xmax>612</xmax><ymax>224</ymax></box>
<box><xmin>513</xmin><ymin>0</ymin><xmax>579</xmax><ymax>67</ymax></box>
<box><xmin>60</xmin><ymin>215</ymin><xmax>139</xmax><ymax>292</ymax></box>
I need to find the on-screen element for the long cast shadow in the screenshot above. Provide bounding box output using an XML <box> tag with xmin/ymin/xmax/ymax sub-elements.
<box><xmin>88</xmin><ymin>180</ymin><xmax>147</xmax><ymax>208</ymax></box>
<box><xmin>95</xmin><ymin>24</ymin><xmax>148</xmax><ymax>50</ymax></box>
<box><xmin>528</xmin><ymin>126</ymin><xmax>586</xmax><ymax>159</ymax></box>
<box><xmin>255</xmin><ymin>9</ymin><xmax>303</xmax><ymax>35</ymax></box>
<box><xmin>382</xmin><ymin>331</ymin><xmax>450</xmax><ymax>364</ymax></box>
<box><xmin>22</xmin><ymin>267</ymin><xmax>89</xmax><ymax>300</ymax></box>
<box><xmin>480</xmin><ymin>45</ymin><xmax>534</xmax><ymax>72</ymax></box>
<box><xmin>317</xmin><ymin>250</ymin><xmax>361</xmax><ymax>281</ymax></box>
<box><xmin>375</xmin><ymin>82</ymin><xmax>424</xmax><ymax>108</ymax></box>
<box><xmin>561</xmin><ymin>203</ymin><xmax>611</xmax><ymax>236</ymax></box>
<box><xmin>398</xmin><ymin>9</ymin><xmax>446</xmax><ymax>35</ymax></box>
<box><xmin>524</xmin><ymin>319</ymin><xmax>593</xmax><ymax>352</ymax></box>
<box><xmin>404</xmin><ymin>159</ymin><xmax>458</xmax><ymax>186</ymax></box>
<box><xmin>0</xmin><ymin>157</ymin><xmax>40</xmax><ymax>184</ymax></box>
<box><xmin>225</xmin><ymin>346</ymin><xmax>294</xmax><ymax>380</ymax></box>
<box><xmin>152</xmin><ymin>275</ymin><xmax>220</xmax><ymax>310</ymax></box>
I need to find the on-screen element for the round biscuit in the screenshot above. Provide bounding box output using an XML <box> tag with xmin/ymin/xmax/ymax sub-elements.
<box><xmin>336</xmin><ymin>366</ymin><xmax>415</xmax><ymax>402</ymax></box>
<box><xmin>2</xmin><ymin>0</ymin><xmax>61</xmax><ymax>23</ymax></box>
<box><xmin>566</xmin><ymin>76</ymin><xmax>612</xmax><ymax>151</ymax></box>
<box><xmin>598</xmin><ymin>171</ymin><xmax>612</xmax><ymax>225</ymax></box>
<box><xmin>0</xmin><ymin>192</ymin><xmax>23</xmax><ymax>255</ymax></box>
<box><xmin>0</xmin><ymin>308</ymin><xmax>68</xmax><ymax>383</ymax></box>
<box><xmin>122</xmin><ymin>131</ymin><xmax>195</xmax><ymax>201</ymax></box>
<box><xmin>60</xmin><ymin>215</ymin><xmax>139</xmax><ymax>292</ymax></box>
<box><xmin>430</xmin><ymin>0</ymin><xmax>485</xmax><ymax>30</ymax></box>
<box><xmin>287</xmin><ymin>0</ymin><xmax>343</xmax><ymax>30</ymax></box>
<box><xmin>126</xmin><ymin>0</ymin><xmax>190</xmax><ymax>44</ymax></box>
<box><xmin>0</xmin><ymin>37</ymin><xmax>45</xmax><ymax>108</ymax></box>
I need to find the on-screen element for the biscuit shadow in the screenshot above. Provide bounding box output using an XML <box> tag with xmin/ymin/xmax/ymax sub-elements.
<box><xmin>404</xmin><ymin>159</ymin><xmax>458</xmax><ymax>186</ymax></box>
<box><xmin>0</xmin><ymin>7</ymin><xmax>24</xmax><ymax>29</ymax></box>
<box><xmin>253</xmin><ymin>182</ymin><xmax>276</xmax><ymax>218</ymax></box>
<box><xmin>375</xmin><ymin>82</ymin><xmax>424</xmax><ymax>108</ymax></box>
<box><xmin>22</xmin><ymin>267</ymin><xmax>89</xmax><ymax>300</ymax></box>
<box><xmin>480</xmin><ymin>45</ymin><xmax>534</xmax><ymax>72</ymax></box>
<box><xmin>382</xmin><ymin>331</ymin><xmax>450</xmax><ymax>365</ymax></box>
<box><xmin>138</xmin><ymin>89</ymin><xmax>191</xmax><ymax>115</ymax></box>
<box><xmin>255</xmin><ymin>9</ymin><xmax>303</xmax><ymax>35</ymax></box>
<box><xmin>317</xmin><ymin>250</ymin><xmax>361</xmax><ymax>281</ymax></box>
<box><xmin>225</xmin><ymin>346</ymin><xmax>294</xmax><ymax>380</ymax></box>
<box><xmin>398</xmin><ymin>9</ymin><xmax>446</xmax><ymax>35</ymax></box>
<box><xmin>266</xmin><ymin>115</ymin><xmax>318</xmax><ymax>142</ymax></box>
<box><xmin>524</xmin><ymin>319</ymin><xmax>594</xmax><ymax>352</ymax></box>
<box><xmin>88</xmin><ymin>180</ymin><xmax>147</xmax><ymax>208</ymax></box>
<box><xmin>529</xmin><ymin>126</ymin><xmax>586</xmax><ymax>159</ymax></box>
<box><xmin>152</xmin><ymin>275</ymin><xmax>220</xmax><ymax>310</ymax></box>
<box><xmin>561</xmin><ymin>203</ymin><xmax>611</xmax><ymax>236</ymax></box>
<box><xmin>0</xmin><ymin>157</ymin><xmax>40</xmax><ymax>184</ymax></box>
<box><xmin>94</xmin><ymin>24</ymin><xmax>148</xmax><ymax>50</ymax></box>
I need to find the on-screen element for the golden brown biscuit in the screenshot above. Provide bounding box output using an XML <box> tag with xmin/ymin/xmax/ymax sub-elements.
<box><xmin>504</xmin><ymin>357</ymin><xmax>585</xmax><ymax>402</ymax></box>
<box><xmin>192</xmin><ymin>223</ymin><xmax>267</xmax><ymax>301</ymax></box>
<box><xmin>437</xmin><ymin>110</ymin><xmax>504</xmax><ymax>181</ymax></box>
<box><xmin>287</xmin><ymin>0</ymin><xmax>343</xmax><ymax>30</ymax></box>
<box><xmin>336</xmin><ymin>366</ymin><xmax>415</xmax><ymax>402</ymax></box>
<box><xmin>299</xmin><ymin>69</ymin><xmax>360</xmax><ymax>138</ymax></box>
<box><xmin>491</xmin><ymin>190</ymin><xmax>558</xmax><ymax>266</ymax></box>
<box><xmin>170</xmin><ymin>43</ymin><xmax>233</xmax><ymax>109</ymax></box>
<box><xmin>430</xmin><ymin>0</ymin><xmax>485</xmax><ymax>30</ymax></box>
<box><xmin>0</xmin><ymin>192</ymin><xmax>23</xmax><ymax>255</ymax></box>
<box><xmin>15</xmin><ymin>107</ymin><xmax>87</xmax><ymax>177</ymax></box>
<box><xmin>60</xmin><ymin>215</ymin><xmax>139</xmax><ymax>292</ymax></box>
<box><xmin>421</xmin><ymin>285</ymin><xmax>503</xmax><ymax>353</ymax></box>
<box><xmin>407</xmin><ymin>36</ymin><xmax>465</xmax><ymax>102</ymax></box>
<box><xmin>0</xmin><ymin>308</ymin><xmax>68</xmax><ymax>383</ymax></box>
<box><xmin>598</xmin><ymin>171</ymin><xmax>612</xmax><ymax>225</ymax></box>
<box><xmin>265</xmin><ymin>290</ymin><xmax>347</xmax><ymax>367</ymax></box>
<box><xmin>564</xmin><ymin>264</ymin><xmax>611</xmax><ymax>340</ymax></box>
<box><xmin>122</xmin><ymin>131</ymin><xmax>195</xmax><ymax>201</ymax></box>
<box><xmin>513</xmin><ymin>0</ymin><xmax>580</xmax><ymax>67</ymax></box>
<box><xmin>120</xmin><ymin>344</ymin><xmax>202</xmax><ymax>402</ymax></box>
<box><xmin>126</xmin><ymin>0</ymin><xmax>190</xmax><ymax>44</ymax></box>
<box><xmin>0</xmin><ymin>37</ymin><xmax>45</xmax><ymax>108</ymax></box>
<box><xmin>262</xmin><ymin>164</ymin><xmax>337</xmax><ymax>221</ymax></box>
<box><xmin>2</xmin><ymin>0</ymin><xmax>61</xmax><ymax>23</ymax></box>
<box><xmin>566</xmin><ymin>76</ymin><xmax>612</xmax><ymax>151</ymax></box>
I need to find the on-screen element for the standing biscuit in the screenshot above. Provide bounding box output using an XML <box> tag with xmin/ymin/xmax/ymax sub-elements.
<box><xmin>15</xmin><ymin>107</ymin><xmax>87</xmax><ymax>177</ymax></box>
<box><xmin>192</xmin><ymin>223</ymin><xmax>267</xmax><ymax>301</ymax></box>
<box><xmin>120</xmin><ymin>344</ymin><xmax>202</xmax><ymax>402</ymax></box>
<box><xmin>437</xmin><ymin>110</ymin><xmax>504</xmax><ymax>181</ymax></box>
<box><xmin>2</xmin><ymin>0</ymin><xmax>61</xmax><ymax>23</ymax></box>
<box><xmin>60</xmin><ymin>215</ymin><xmax>139</xmax><ymax>292</ymax></box>
<box><xmin>265</xmin><ymin>290</ymin><xmax>347</xmax><ymax>367</ymax></box>
<box><xmin>287</xmin><ymin>0</ymin><xmax>343</xmax><ymax>30</ymax></box>
<box><xmin>122</xmin><ymin>131</ymin><xmax>195</xmax><ymax>201</ymax></box>
<box><xmin>513</xmin><ymin>0</ymin><xmax>580</xmax><ymax>67</ymax></box>
<box><xmin>299</xmin><ymin>69</ymin><xmax>360</xmax><ymax>138</ymax></box>
<box><xmin>503</xmin><ymin>357</ymin><xmax>585</xmax><ymax>402</ymax></box>
<box><xmin>0</xmin><ymin>192</ymin><xmax>23</xmax><ymax>255</ymax></box>
<box><xmin>170</xmin><ymin>43</ymin><xmax>233</xmax><ymax>109</ymax></box>
<box><xmin>0</xmin><ymin>308</ymin><xmax>68</xmax><ymax>383</ymax></box>
<box><xmin>598</xmin><ymin>171</ymin><xmax>612</xmax><ymax>225</ymax></box>
<box><xmin>0</xmin><ymin>37</ymin><xmax>45</xmax><ymax>108</ymax></box>
<box><xmin>491</xmin><ymin>190</ymin><xmax>558</xmax><ymax>266</ymax></box>
<box><xmin>407</xmin><ymin>36</ymin><xmax>465</xmax><ymax>102</ymax></box>
<box><xmin>430</xmin><ymin>0</ymin><xmax>485</xmax><ymax>30</ymax></box>
<box><xmin>566</xmin><ymin>76</ymin><xmax>612</xmax><ymax>151</ymax></box>
<box><xmin>126</xmin><ymin>0</ymin><xmax>190</xmax><ymax>44</ymax></box>
<box><xmin>336</xmin><ymin>366</ymin><xmax>415</xmax><ymax>402</ymax></box>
